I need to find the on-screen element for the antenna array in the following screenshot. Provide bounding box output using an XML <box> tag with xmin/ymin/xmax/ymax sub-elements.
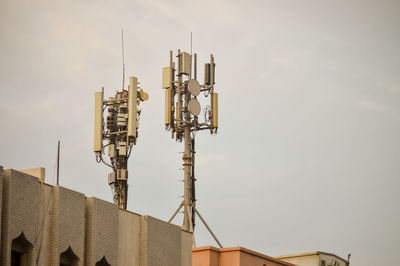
<box><xmin>94</xmin><ymin>78</ymin><xmax>148</xmax><ymax>209</ymax></box>
<box><xmin>162</xmin><ymin>49</ymin><xmax>221</xmax><ymax>247</ymax></box>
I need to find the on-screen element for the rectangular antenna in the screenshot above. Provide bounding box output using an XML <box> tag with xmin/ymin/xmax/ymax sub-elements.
<box><xmin>162</xmin><ymin>66</ymin><xmax>173</xmax><ymax>88</ymax></box>
<box><xmin>180</xmin><ymin>52</ymin><xmax>192</xmax><ymax>75</ymax></box>
<box><xmin>204</xmin><ymin>63</ymin><xmax>211</xmax><ymax>85</ymax></box>
<box><xmin>128</xmin><ymin>77</ymin><xmax>138</xmax><ymax>138</ymax></box>
<box><xmin>94</xmin><ymin>88</ymin><xmax>104</xmax><ymax>152</ymax></box>
<box><xmin>165</xmin><ymin>88</ymin><xmax>172</xmax><ymax>126</ymax></box>
<box><xmin>212</xmin><ymin>93</ymin><xmax>218</xmax><ymax>129</ymax></box>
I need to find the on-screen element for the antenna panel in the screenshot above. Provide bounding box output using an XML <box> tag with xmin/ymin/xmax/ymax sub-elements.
<box><xmin>204</xmin><ymin>63</ymin><xmax>211</xmax><ymax>85</ymax></box>
<box><xmin>212</xmin><ymin>93</ymin><xmax>218</xmax><ymax>128</ymax></box>
<box><xmin>163</xmin><ymin>66</ymin><xmax>174</xmax><ymax>88</ymax></box>
<box><xmin>94</xmin><ymin>90</ymin><xmax>104</xmax><ymax>152</ymax></box>
<box><xmin>210</xmin><ymin>62</ymin><xmax>216</xmax><ymax>84</ymax></box>
<box><xmin>176</xmin><ymin>101</ymin><xmax>181</xmax><ymax>122</ymax></box>
<box><xmin>128</xmin><ymin>77</ymin><xmax>138</xmax><ymax>138</ymax></box>
<box><xmin>180</xmin><ymin>52</ymin><xmax>191</xmax><ymax>75</ymax></box>
<box><xmin>165</xmin><ymin>88</ymin><xmax>172</xmax><ymax>125</ymax></box>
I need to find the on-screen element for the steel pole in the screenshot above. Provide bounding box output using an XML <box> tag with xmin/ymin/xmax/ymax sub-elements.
<box><xmin>168</xmin><ymin>201</ymin><xmax>183</xmax><ymax>223</ymax></box>
<box><xmin>182</xmin><ymin>120</ymin><xmax>192</xmax><ymax>231</ymax></box>
<box><xmin>57</xmin><ymin>140</ymin><xmax>60</xmax><ymax>186</ymax></box>
<box><xmin>182</xmin><ymin>63</ymin><xmax>193</xmax><ymax>231</ymax></box>
<box><xmin>194</xmin><ymin>207</ymin><xmax>223</xmax><ymax>248</ymax></box>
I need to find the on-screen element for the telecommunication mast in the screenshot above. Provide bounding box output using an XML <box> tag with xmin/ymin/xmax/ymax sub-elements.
<box><xmin>93</xmin><ymin>77</ymin><xmax>148</xmax><ymax>210</ymax></box>
<box><xmin>163</xmin><ymin>49</ymin><xmax>222</xmax><ymax>247</ymax></box>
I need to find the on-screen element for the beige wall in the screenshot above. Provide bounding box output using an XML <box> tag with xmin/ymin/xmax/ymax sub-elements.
<box><xmin>37</xmin><ymin>183</ymin><xmax>52</xmax><ymax>265</ymax></box>
<box><xmin>193</xmin><ymin>246</ymin><xmax>296</xmax><ymax>266</ymax></box>
<box><xmin>51</xmin><ymin>186</ymin><xmax>86</xmax><ymax>266</ymax></box>
<box><xmin>1</xmin><ymin>170</ymin><xmax>41</xmax><ymax>266</ymax></box>
<box><xmin>21</xmin><ymin>167</ymin><xmax>45</xmax><ymax>183</ymax></box>
<box><xmin>319</xmin><ymin>253</ymin><xmax>347</xmax><ymax>266</ymax></box>
<box><xmin>85</xmin><ymin>197</ymin><xmax>120</xmax><ymax>266</ymax></box>
<box><xmin>0</xmin><ymin>168</ymin><xmax>192</xmax><ymax>266</ymax></box>
<box><xmin>118</xmin><ymin>210</ymin><xmax>141</xmax><ymax>266</ymax></box>
<box><xmin>139</xmin><ymin>215</ymin><xmax>182</xmax><ymax>266</ymax></box>
<box><xmin>276</xmin><ymin>252</ymin><xmax>349</xmax><ymax>266</ymax></box>
<box><xmin>278</xmin><ymin>255</ymin><xmax>318</xmax><ymax>266</ymax></box>
<box><xmin>181</xmin><ymin>230</ymin><xmax>193</xmax><ymax>266</ymax></box>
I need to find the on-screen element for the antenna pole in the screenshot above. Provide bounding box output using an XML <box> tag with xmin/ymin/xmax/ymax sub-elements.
<box><xmin>122</xmin><ymin>28</ymin><xmax>125</xmax><ymax>91</ymax></box>
<box><xmin>182</xmin><ymin>106</ymin><xmax>192</xmax><ymax>231</ymax></box>
<box><xmin>163</xmin><ymin>49</ymin><xmax>221</xmax><ymax>247</ymax></box>
<box><xmin>194</xmin><ymin>207</ymin><xmax>223</xmax><ymax>248</ymax></box>
<box><xmin>194</xmin><ymin>53</ymin><xmax>197</xmax><ymax>79</ymax></box>
<box><xmin>191</xmin><ymin>135</ymin><xmax>196</xmax><ymax>231</ymax></box>
<box><xmin>57</xmin><ymin>140</ymin><xmax>60</xmax><ymax>186</ymax></box>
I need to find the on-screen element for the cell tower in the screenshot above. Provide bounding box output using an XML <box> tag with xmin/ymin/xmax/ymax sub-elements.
<box><xmin>93</xmin><ymin>77</ymin><xmax>148</xmax><ymax>210</ymax></box>
<box><xmin>163</xmin><ymin>49</ymin><xmax>222</xmax><ymax>247</ymax></box>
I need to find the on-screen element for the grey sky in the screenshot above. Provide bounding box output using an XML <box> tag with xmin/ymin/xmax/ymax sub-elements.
<box><xmin>1</xmin><ymin>0</ymin><xmax>399</xmax><ymax>265</ymax></box>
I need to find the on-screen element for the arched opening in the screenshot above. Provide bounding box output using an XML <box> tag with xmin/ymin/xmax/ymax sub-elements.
<box><xmin>11</xmin><ymin>232</ymin><xmax>33</xmax><ymax>266</ymax></box>
<box><xmin>95</xmin><ymin>256</ymin><xmax>111</xmax><ymax>266</ymax></box>
<box><xmin>60</xmin><ymin>246</ymin><xmax>79</xmax><ymax>266</ymax></box>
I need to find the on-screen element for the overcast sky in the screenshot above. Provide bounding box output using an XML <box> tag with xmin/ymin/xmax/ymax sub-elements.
<box><xmin>1</xmin><ymin>0</ymin><xmax>399</xmax><ymax>265</ymax></box>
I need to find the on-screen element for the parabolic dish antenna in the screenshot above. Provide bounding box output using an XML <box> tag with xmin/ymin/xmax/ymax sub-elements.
<box><xmin>188</xmin><ymin>79</ymin><xmax>201</xmax><ymax>96</ymax></box>
<box><xmin>188</xmin><ymin>98</ymin><xmax>201</xmax><ymax>116</ymax></box>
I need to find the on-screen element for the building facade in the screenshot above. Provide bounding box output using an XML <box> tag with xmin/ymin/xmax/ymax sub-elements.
<box><xmin>192</xmin><ymin>246</ymin><xmax>296</xmax><ymax>266</ymax></box>
<box><xmin>0</xmin><ymin>166</ymin><xmax>192</xmax><ymax>266</ymax></box>
<box><xmin>275</xmin><ymin>251</ymin><xmax>349</xmax><ymax>266</ymax></box>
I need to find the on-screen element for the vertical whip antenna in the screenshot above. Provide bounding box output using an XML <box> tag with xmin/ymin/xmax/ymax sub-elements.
<box><xmin>57</xmin><ymin>140</ymin><xmax>60</xmax><ymax>186</ymax></box>
<box><xmin>190</xmin><ymin>32</ymin><xmax>193</xmax><ymax>55</ymax></box>
<box><xmin>122</xmin><ymin>28</ymin><xmax>126</xmax><ymax>91</ymax></box>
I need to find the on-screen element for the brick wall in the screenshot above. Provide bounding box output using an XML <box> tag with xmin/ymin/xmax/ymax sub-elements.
<box><xmin>50</xmin><ymin>186</ymin><xmax>85</xmax><ymax>266</ymax></box>
<box><xmin>140</xmin><ymin>215</ymin><xmax>182</xmax><ymax>266</ymax></box>
<box><xmin>181</xmin><ymin>230</ymin><xmax>193</xmax><ymax>266</ymax></box>
<box><xmin>86</xmin><ymin>197</ymin><xmax>119</xmax><ymax>266</ymax></box>
<box><xmin>118</xmin><ymin>210</ymin><xmax>141</xmax><ymax>266</ymax></box>
<box><xmin>0</xmin><ymin>168</ymin><xmax>192</xmax><ymax>266</ymax></box>
<box><xmin>1</xmin><ymin>169</ymin><xmax>40</xmax><ymax>266</ymax></box>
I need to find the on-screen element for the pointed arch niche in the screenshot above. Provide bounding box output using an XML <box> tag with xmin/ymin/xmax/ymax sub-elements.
<box><xmin>95</xmin><ymin>256</ymin><xmax>111</xmax><ymax>266</ymax></box>
<box><xmin>11</xmin><ymin>232</ymin><xmax>33</xmax><ymax>266</ymax></box>
<box><xmin>60</xmin><ymin>246</ymin><xmax>79</xmax><ymax>266</ymax></box>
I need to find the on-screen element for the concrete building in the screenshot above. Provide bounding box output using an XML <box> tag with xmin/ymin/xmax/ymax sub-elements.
<box><xmin>275</xmin><ymin>251</ymin><xmax>349</xmax><ymax>266</ymax></box>
<box><xmin>0</xmin><ymin>165</ymin><xmax>349</xmax><ymax>266</ymax></box>
<box><xmin>192</xmin><ymin>246</ymin><xmax>296</xmax><ymax>266</ymax></box>
<box><xmin>0</xmin><ymin>166</ymin><xmax>192</xmax><ymax>266</ymax></box>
